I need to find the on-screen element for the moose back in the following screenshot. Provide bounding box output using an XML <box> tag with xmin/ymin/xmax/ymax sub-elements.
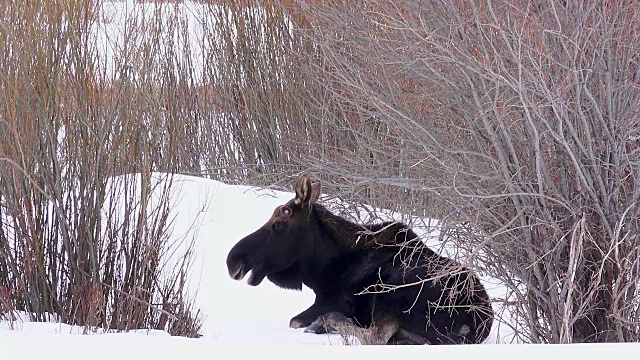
<box><xmin>226</xmin><ymin>174</ymin><xmax>494</xmax><ymax>345</ymax></box>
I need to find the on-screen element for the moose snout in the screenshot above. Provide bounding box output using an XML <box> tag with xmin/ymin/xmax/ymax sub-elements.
<box><xmin>226</xmin><ymin>248</ymin><xmax>248</xmax><ymax>281</ymax></box>
<box><xmin>228</xmin><ymin>262</ymin><xmax>246</xmax><ymax>281</ymax></box>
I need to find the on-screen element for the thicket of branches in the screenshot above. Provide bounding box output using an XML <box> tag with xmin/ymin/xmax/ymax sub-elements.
<box><xmin>281</xmin><ymin>0</ymin><xmax>640</xmax><ymax>344</ymax></box>
<box><xmin>198</xmin><ymin>0</ymin><xmax>432</xmax><ymax>216</ymax></box>
<box><xmin>0</xmin><ymin>0</ymin><xmax>202</xmax><ymax>336</ymax></box>
<box><xmin>205</xmin><ymin>0</ymin><xmax>640</xmax><ymax>343</ymax></box>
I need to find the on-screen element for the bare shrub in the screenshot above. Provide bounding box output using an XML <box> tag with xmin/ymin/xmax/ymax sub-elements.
<box><xmin>0</xmin><ymin>0</ymin><xmax>202</xmax><ymax>337</ymax></box>
<box><xmin>287</xmin><ymin>0</ymin><xmax>640</xmax><ymax>344</ymax></box>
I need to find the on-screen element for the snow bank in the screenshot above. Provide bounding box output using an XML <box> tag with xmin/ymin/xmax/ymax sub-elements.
<box><xmin>1</xmin><ymin>328</ymin><xmax>639</xmax><ymax>360</ymax></box>
<box><xmin>1</xmin><ymin>173</ymin><xmax>518</xmax><ymax>345</ymax></box>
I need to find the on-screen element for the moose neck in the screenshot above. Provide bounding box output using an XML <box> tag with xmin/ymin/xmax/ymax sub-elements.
<box><xmin>297</xmin><ymin>203</ymin><xmax>423</xmax><ymax>293</ymax></box>
<box><xmin>310</xmin><ymin>203</ymin><xmax>424</xmax><ymax>254</ymax></box>
<box><xmin>310</xmin><ymin>203</ymin><xmax>378</xmax><ymax>252</ymax></box>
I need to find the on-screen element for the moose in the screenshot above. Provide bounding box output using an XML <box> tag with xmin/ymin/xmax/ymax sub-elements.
<box><xmin>226</xmin><ymin>174</ymin><xmax>494</xmax><ymax>345</ymax></box>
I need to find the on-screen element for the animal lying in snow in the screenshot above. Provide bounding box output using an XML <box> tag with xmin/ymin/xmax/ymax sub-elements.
<box><xmin>226</xmin><ymin>174</ymin><xmax>494</xmax><ymax>345</ymax></box>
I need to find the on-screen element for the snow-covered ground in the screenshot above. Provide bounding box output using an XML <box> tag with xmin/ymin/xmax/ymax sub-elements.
<box><xmin>2</xmin><ymin>329</ymin><xmax>639</xmax><ymax>360</ymax></box>
<box><xmin>1</xmin><ymin>173</ymin><xmax>639</xmax><ymax>357</ymax></box>
<box><xmin>0</xmin><ymin>173</ymin><xmax>514</xmax><ymax>343</ymax></box>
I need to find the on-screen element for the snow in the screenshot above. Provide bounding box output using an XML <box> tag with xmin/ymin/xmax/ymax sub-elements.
<box><xmin>0</xmin><ymin>176</ymin><xmax>537</xmax><ymax>338</ymax></box>
<box><xmin>133</xmin><ymin>173</ymin><xmax>522</xmax><ymax>345</ymax></box>
<box><xmin>1</xmin><ymin>328</ymin><xmax>638</xmax><ymax>359</ymax></box>
<box><xmin>0</xmin><ymin>174</ymin><xmax>637</xmax><ymax>356</ymax></box>
<box><xmin>91</xmin><ymin>0</ymin><xmax>203</xmax><ymax>81</ymax></box>
<box><xmin>1</xmin><ymin>173</ymin><xmax>515</xmax><ymax>344</ymax></box>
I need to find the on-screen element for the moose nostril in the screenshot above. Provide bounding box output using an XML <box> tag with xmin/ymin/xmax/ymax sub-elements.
<box><xmin>229</xmin><ymin>263</ymin><xmax>245</xmax><ymax>280</ymax></box>
<box><xmin>227</xmin><ymin>248</ymin><xmax>243</xmax><ymax>274</ymax></box>
<box><xmin>272</xmin><ymin>221</ymin><xmax>284</xmax><ymax>232</ymax></box>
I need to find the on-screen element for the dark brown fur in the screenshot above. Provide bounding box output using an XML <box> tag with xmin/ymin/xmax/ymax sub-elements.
<box><xmin>226</xmin><ymin>174</ymin><xmax>494</xmax><ymax>345</ymax></box>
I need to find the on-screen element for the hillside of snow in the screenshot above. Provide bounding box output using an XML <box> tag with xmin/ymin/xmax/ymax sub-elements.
<box><xmin>1</xmin><ymin>176</ymin><xmax>639</xmax><ymax>358</ymax></box>
<box><xmin>2</xmin><ymin>173</ymin><xmax>517</xmax><ymax>344</ymax></box>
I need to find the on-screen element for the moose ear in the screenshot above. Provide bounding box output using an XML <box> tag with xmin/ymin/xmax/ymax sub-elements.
<box><xmin>294</xmin><ymin>174</ymin><xmax>317</xmax><ymax>206</ymax></box>
<box><xmin>309</xmin><ymin>181</ymin><xmax>321</xmax><ymax>204</ymax></box>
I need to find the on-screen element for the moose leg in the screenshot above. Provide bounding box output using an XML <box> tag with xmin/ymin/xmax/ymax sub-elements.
<box><xmin>289</xmin><ymin>301</ymin><xmax>342</xmax><ymax>329</ymax></box>
<box><xmin>306</xmin><ymin>311</ymin><xmax>401</xmax><ymax>345</ymax></box>
<box><xmin>387</xmin><ymin>329</ymin><xmax>430</xmax><ymax>345</ymax></box>
<box><xmin>291</xmin><ymin>294</ymin><xmax>354</xmax><ymax>330</ymax></box>
<box><xmin>289</xmin><ymin>305</ymin><xmax>325</xmax><ymax>329</ymax></box>
<box><xmin>304</xmin><ymin>311</ymin><xmax>354</xmax><ymax>334</ymax></box>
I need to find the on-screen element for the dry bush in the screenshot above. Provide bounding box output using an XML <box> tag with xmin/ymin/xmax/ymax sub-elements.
<box><xmin>0</xmin><ymin>0</ymin><xmax>347</xmax><ymax>336</ymax></box>
<box><xmin>192</xmin><ymin>0</ymin><xmax>430</xmax><ymax>224</ymax></box>
<box><xmin>193</xmin><ymin>0</ymin><xmax>322</xmax><ymax>184</ymax></box>
<box><xmin>193</xmin><ymin>0</ymin><xmax>398</xmax><ymax>197</ymax></box>
<box><xmin>277</xmin><ymin>0</ymin><xmax>640</xmax><ymax>344</ymax></box>
<box><xmin>0</xmin><ymin>0</ymin><xmax>202</xmax><ymax>336</ymax></box>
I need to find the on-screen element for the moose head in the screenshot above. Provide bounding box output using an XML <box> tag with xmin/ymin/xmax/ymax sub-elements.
<box><xmin>226</xmin><ymin>174</ymin><xmax>325</xmax><ymax>288</ymax></box>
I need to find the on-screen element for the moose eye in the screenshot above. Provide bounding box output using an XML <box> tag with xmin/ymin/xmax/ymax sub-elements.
<box><xmin>282</xmin><ymin>207</ymin><xmax>291</xmax><ymax>216</ymax></box>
